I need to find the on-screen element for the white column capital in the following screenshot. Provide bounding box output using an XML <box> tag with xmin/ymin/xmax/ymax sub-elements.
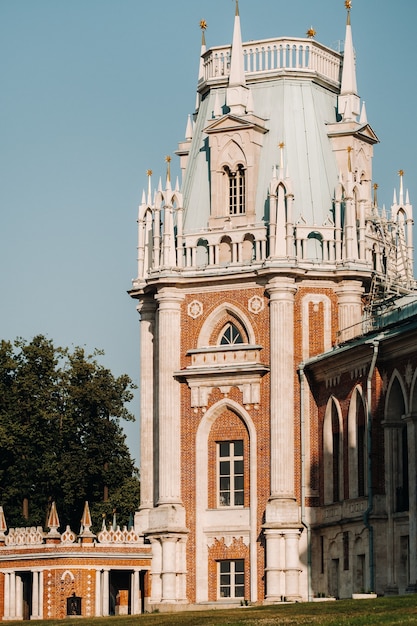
<box><xmin>266</xmin><ymin>277</ymin><xmax>297</xmax><ymax>300</ymax></box>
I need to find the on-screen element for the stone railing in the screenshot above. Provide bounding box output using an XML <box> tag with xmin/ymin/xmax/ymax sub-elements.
<box><xmin>202</xmin><ymin>37</ymin><xmax>341</xmax><ymax>86</ymax></box>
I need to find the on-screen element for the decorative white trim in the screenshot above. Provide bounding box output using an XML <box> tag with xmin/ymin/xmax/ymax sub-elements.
<box><xmin>248</xmin><ymin>295</ymin><xmax>264</xmax><ymax>314</ymax></box>
<box><xmin>188</xmin><ymin>300</ymin><xmax>203</xmax><ymax>319</ymax></box>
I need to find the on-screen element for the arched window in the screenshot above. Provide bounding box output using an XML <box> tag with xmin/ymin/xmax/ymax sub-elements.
<box><xmin>348</xmin><ymin>387</ymin><xmax>367</xmax><ymax>499</ymax></box>
<box><xmin>219</xmin><ymin>323</ymin><xmax>245</xmax><ymax>345</ymax></box>
<box><xmin>306</xmin><ymin>232</ymin><xmax>323</xmax><ymax>260</ymax></box>
<box><xmin>323</xmin><ymin>398</ymin><xmax>343</xmax><ymax>504</ymax></box>
<box><xmin>386</xmin><ymin>376</ymin><xmax>408</xmax><ymax>512</ymax></box>
<box><xmin>332</xmin><ymin>409</ymin><xmax>341</xmax><ymax>502</ymax></box>
<box><xmin>225</xmin><ymin>165</ymin><xmax>245</xmax><ymax>215</ymax></box>
<box><xmin>196</xmin><ymin>238</ymin><xmax>209</xmax><ymax>267</ymax></box>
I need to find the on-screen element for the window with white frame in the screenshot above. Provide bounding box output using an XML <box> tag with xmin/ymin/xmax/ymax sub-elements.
<box><xmin>225</xmin><ymin>165</ymin><xmax>246</xmax><ymax>215</ymax></box>
<box><xmin>218</xmin><ymin>440</ymin><xmax>244</xmax><ymax>507</ymax></box>
<box><xmin>219</xmin><ymin>322</ymin><xmax>244</xmax><ymax>345</ymax></box>
<box><xmin>218</xmin><ymin>559</ymin><xmax>245</xmax><ymax>598</ymax></box>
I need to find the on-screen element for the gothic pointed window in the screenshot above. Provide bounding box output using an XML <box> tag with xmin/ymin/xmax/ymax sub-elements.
<box><xmin>225</xmin><ymin>165</ymin><xmax>245</xmax><ymax>215</ymax></box>
<box><xmin>219</xmin><ymin>322</ymin><xmax>244</xmax><ymax>345</ymax></box>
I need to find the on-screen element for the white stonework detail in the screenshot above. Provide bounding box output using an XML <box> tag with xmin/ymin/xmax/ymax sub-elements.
<box><xmin>248</xmin><ymin>295</ymin><xmax>264</xmax><ymax>314</ymax></box>
<box><xmin>5</xmin><ymin>527</ymin><xmax>44</xmax><ymax>546</ymax></box>
<box><xmin>61</xmin><ymin>526</ymin><xmax>76</xmax><ymax>544</ymax></box>
<box><xmin>188</xmin><ymin>300</ymin><xmax>203</xmax><ymax>318</ymax></box>
<box><xmin>206</xmin><ymin>534</ymin><xmax>250</xmax><ymax>548</ymax></box>
<box><xmin>97</xmin><ymin>526</ymin><xmax>142</xmax><ymax>544</ymax></box>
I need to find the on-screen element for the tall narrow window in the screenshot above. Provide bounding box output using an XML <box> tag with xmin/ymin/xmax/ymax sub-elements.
<box><xmin>226</xmin><ymin>165</ymin><xmax>245</xmax><ymax>215</ymax></box>
<box><xmin>357</xmin><ymin>403</ymin><xmax>366</xmax><ymax>497</ymax></box>
<box><xmin>218</xmin><ymin>440</ymin><xmax>244</xmax><ymax>507</ymax></box>
<box><xmin>332</xmin><ymin>409</ymin><xmax>341</xmax><ymax>502</ymax></box>
<box><xmin>218</xmin><ymin>560</ymin><xmax>245</xmax><ymax>598</ymax></box>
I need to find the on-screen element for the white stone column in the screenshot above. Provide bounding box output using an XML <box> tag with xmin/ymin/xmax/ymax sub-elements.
<box><xmin>155</xmin><ymin>288</ymin><xmax>184</xmax><ymax>505</ymax></box>
<box><xmin>267</xmin><ymin>277</ymin><xmax>297</xmax><ymax>503</ymax></box>
<box><xmin>102</xmin><ymin>569</ymin><xmax>110</xmax><ymax>617</ymax></box>
<box><xmin>9</xmin><ymin>571</ymin><xmax>16</xmax><ymax>619</ymax></box>
<box><xmin>131</xmin><ymin>569</ymin><xmax>140</xmax><ymax>614</ymax></box>
<box><xmin>264</xmin><ymin>530</ymin><xmax>282</xmax><ymax>601</ymax></box>
<box><xmin>335</xmin><ymin>280</ymin><xmax>364</xmax><ymax>342</ymax></box>
<box><xmin>177</xmin><ymin>538</ymin><xmax>187</xmax><ymax>602</ymax></box>
<box><xmin>39</xmin><ymin>571</ymin><xmax>44</xmax><ymax>620</ymax></box>
<box><xmin>149</xmin><ymin>538</ymin><xmax>162</xmax><ymax>603</ymax></box>
<box><xmin>284</xmin><ymin>530</ymin><xmax>301</xmax><ymax>600</ymax></box>
<box><xmin>137</xmin><ymin>299</ymin><xmax>156</xmax><ymax>514</ymax></box>
<box><xmin>95</xmin><ymin>569</ymin><xmax>102</xmax><ymax>616</ymax></box>
<box><xmin>32</xmin><ymin>571</ymin><xmax>39</xmax><ymax>619</ymax></box>
<box><xmin>15</xmin><ymin>574</ymin><xmax>23</xmax><ymax>620</ymax></box>
<box><xmin>4</xmin><ymin>572</ymin><xmax>10</xmax><ymax>619</ymax></box>
<box><xmin>161</xmin><ymin>536</ymin><xmax>178</xmax><ymax>602</ymax></box>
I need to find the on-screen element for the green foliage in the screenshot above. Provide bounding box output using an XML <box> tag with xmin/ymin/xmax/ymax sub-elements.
<box><xmin>0</xmin><ymin>335</ymin><xmax>139</xmax><ymax>532</ymax></box>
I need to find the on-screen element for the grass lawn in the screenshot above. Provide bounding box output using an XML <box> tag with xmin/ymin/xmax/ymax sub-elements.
<box><xmin>6</xmin><ymin>595</ymin><xmax>417</xmax><ymax>626</ymax></box>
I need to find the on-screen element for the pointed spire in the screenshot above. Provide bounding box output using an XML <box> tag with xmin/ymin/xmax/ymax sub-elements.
<box><xmin>165</xmin><ymin>156</ymin><xmax>172</xmax><ymax>191</ymax></box>
<box><xmin>175</xmin><ymin>177</ymin><xmax>180</xmax><ymax>192</ymax></box>
<box><xmin>112</xmin><ymin>509</ymin><xmax>117</xmax><ymax>531</ymax></box>
<box><xmin>338</xmin><ymin>1</ymin><xmax>360</xmax><ymax>122</ymax></box>
<box><xmin>81</xmin><ymin>501</ymin><xmax>92</xmax><ymax>533</ymax></box>
<box><xmin>0</xmin><ymin>506</ymin><xmax>7</xmax><ymax>541</ymax></box>
<box><xmin>47</xmin><ymin>501</ymin><xmax>60</xmax><ymax>535</ymax></box>
<box><xmin>79</xmin><ymin>501</ymin><xmax>95</xmax><ymax>541</ymax></box>
<box><xmin>229</xmin><ymin>1</ymin><xmax>245</xmax><ymax>88</ymax></box>
<box><xmin>196</xmin><ymin>20</ymin><xmax>207</xmax><ymax>111</ymax></box>
<box><xmin>373</xmin><ymin>183</ymin><xmax>378</xmax><ymax>209</ymax></box>
<box><xmin>393</xmin><ymin>188</ymin><xmax>397</xmax><ymax>205</ymax></box>
<box><xmin>226</xmin><ymin>0</ymin><xmax>249</xmax><ymax>115</ymax></box>
<box><xmin>406</xmin><ymin>189</ymin><xmax>410</xmax><ymax>204</ymax></box>
<box><xmin>278</xmin><ymin>142</ymin><xmax>285</xmax><ymax>171</ymax></box>
<box><xmin>147</xmin><ymin>169</ymin><xmax>153</xmax><ymax>205</ymax></box>
<box><xmin>360</xmin><ymin>101</ymin><xmax>367</xmax><ymax>125</ymax></box>
<box><xmin>141</xmin><ymin>189</ymin><xmax>146</xmax><ymax>205</ymax></box>
<box><xmin>185</xmin><ymin>114</ymin><xmax>193</xmax><ymax>141</ymax></box>
<box><xmin>198</xmin><ymin>20</ymin><xmax>207</xmax><ymax>83</ymax></box>
<box><xmin>101</xmin><ymin>514</ymin><xmax>106</xmax><ymax>532</ymax></box>
<box><xmin>399</xmin><ymin>169</ymin><xmax>404</xmax><ymax>205</ymax></box>
<box><xmin>158</xmin><ymin>177</ymin><xmax>163</xmax><ymax>193</ymax></box>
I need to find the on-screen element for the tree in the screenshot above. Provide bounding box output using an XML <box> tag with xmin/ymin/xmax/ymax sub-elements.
<box><xmin>0</xmin><ymin>335</ymin><xmax>139</xmax><ymax>532</ymax></box>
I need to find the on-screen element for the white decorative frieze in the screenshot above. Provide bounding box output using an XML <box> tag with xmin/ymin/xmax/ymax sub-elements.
<box><xmin>5</xmin><ymin>526</ymin><xmax>44</xmax><ymax>546</ymax></box>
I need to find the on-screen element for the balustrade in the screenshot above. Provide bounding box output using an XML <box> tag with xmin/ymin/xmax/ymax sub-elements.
<box><xmin>203</xmin><ymin>38</ymin><xmax>341</xmax><ymax>85</ymax></box>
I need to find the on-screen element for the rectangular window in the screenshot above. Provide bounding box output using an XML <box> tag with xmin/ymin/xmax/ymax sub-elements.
<box><xmin>218</xmin><ymin>440</ymin><xmax>244</xmax><ymax>507</ymax></box>
<box><xmin>218</xmin><ymin>559</ymin><xmax>245</xmax><ymax>599</ymax></box>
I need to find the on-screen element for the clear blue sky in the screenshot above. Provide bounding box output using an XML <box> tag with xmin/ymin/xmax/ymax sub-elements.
<box><xmin>1</xmin><ymin>0</ymin><xmax>416</xmax><ymax>464</ymax></box>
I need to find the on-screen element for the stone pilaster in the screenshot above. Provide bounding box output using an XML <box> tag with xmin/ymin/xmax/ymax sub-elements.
<box><xmin>266</xmin><ymin>277</ymin><xmax>297</xmax><ymax>509</ymax></box>
<box><xmin>136</xmin><ymin>298</ymin><xmax>157</xmax><ymax>534</ymax></box>
<box><xmin>335</xmin><ymin>280</ymin><xmax>364</xmax><ymax>341</ymax></box>
<box><xmin>155</xmin><ymin>288</ymin><xmax>184</xmax><ymax>505</ymax></box>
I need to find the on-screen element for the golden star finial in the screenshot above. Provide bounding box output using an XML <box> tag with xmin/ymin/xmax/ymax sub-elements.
<box><xmin>345</xmin><ymin>0</ymin><xmax>352</xmax><ymax>9</ymax></box>
<box><xmin>146</xmin><ymin>169</ymin><xmax>152</xmax><ymax>177</ymax></box>
<box><xmin>373</xmin><ymin>183</ymin><xmax>378</xmax><ymax>190</ymax></box>
<box><xmin>200</xmin><ymin>19</ymin><xmax>207</xmax><ymax>31</ymax></box>
<box><xmin>165</xmin><ymin>156</ymin><xmax>171</xmax><ymax>164</ymax></box>
<box><xmin>278</xmin><ymin>142</ymin><xmax>285</xmax><ymax>149</ymax></box>
<box><xmin>398</xmin><ymin>169</ymin><xmax>404</xmax><ymax>177</ymax></box>
<box><xmin>306</xmin><ymin>26</ymin><xmax>316</xmax><ymax>38</ymax></box>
